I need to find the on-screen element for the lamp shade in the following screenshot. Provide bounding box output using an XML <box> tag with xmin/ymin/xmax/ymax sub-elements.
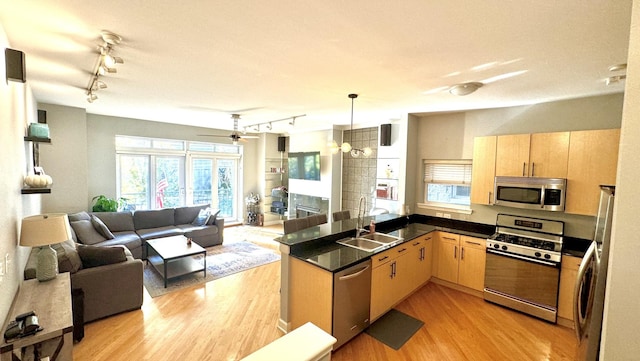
<box><xmin>20</xmin><ymin>213</ymin><xmax>72</xmax><ymax>247</ymax></box>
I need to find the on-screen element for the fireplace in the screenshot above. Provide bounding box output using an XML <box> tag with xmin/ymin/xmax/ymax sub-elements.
<box><xmin>289</xmin><ymin>193</ymin><xmax>329</xmax><ymax>219</ymax></box>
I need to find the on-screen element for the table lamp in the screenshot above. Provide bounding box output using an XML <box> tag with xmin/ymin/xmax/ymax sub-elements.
<box><xmin>20</xmin><ymin>213</ymin><xmax>72</xmax><ymax>282</ymax></box>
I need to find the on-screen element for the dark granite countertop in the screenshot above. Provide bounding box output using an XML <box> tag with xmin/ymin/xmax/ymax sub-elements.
<box><xmin>280</xmin><ymin>214</ymin><xmax>495</xmax><ymax>273</ymax></box>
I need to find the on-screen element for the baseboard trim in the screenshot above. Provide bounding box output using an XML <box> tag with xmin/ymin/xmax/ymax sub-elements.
<box><xmin>430</xmin><ymin>277</ymin><xmax>484</xmax><ymax>298</ymax></box>
<box><xmin>277</xmin><ymin>318</ymin><xmax>289</xmax><ymax>334</ymax></box>
<box><xmin>557</xmin><ymin>316</ymin><xmax>574</xmax><ymax>329</ymax></box>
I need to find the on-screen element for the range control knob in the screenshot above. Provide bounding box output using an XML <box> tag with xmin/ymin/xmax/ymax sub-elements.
<box><xmin>501</xmin><ymin>245</ymin><xmax>508</xmax><ymax>251</ymax></box>
<box><xmin>494</xmin><ymin>244</ymin><xmax>500</xmax><ymax>249</ymax></box>
<box><xmin>544</xmin><ymin>254</ymin><xmax>551</xmax><ymax>260</ymax></box>
<box><xmin>535</xmin><ymin>252</ymin><xmax>542</xmax><ymax>258</ymax></box>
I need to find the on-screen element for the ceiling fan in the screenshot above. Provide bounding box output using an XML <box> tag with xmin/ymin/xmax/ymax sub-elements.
<box><xmin>198</xmin><ymin>114</ymin><xmax>259</xmax><ymax>145</ymax></box>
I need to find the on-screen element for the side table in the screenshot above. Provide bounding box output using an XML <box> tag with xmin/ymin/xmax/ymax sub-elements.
<box><xmin>1</xmin><ymin>273</ymin><xmax>73</xmax><ymax>361</ymax></box>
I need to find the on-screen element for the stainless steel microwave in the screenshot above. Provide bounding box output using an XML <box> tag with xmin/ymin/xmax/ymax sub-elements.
<box><xmin>494</xmin><ymin>176</ymin><xmax>567</xmax><ymax>212</ymax></box>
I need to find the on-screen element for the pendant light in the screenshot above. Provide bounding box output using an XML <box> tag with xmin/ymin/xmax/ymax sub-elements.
<box><xmin>339</xmin><ymin>94</ymin><xmax>372</xmax><ymax>157</ymax></box>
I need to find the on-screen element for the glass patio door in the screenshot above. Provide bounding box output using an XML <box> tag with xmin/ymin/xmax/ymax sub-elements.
<box><xmin>189</xmin><ymin>157</ymin><xmax>238</xmax><ymax>219</ymax></box>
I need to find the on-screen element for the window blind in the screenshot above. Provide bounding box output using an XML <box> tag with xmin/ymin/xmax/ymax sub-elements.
<box><xmin>423</xmin><ymin>160</ymin><xmax>472</xmax><ymax>184</ymax></box>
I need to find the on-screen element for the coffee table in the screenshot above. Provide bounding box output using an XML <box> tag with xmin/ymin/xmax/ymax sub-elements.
<box><xmin>146</xmin><ymin>235</ymin><xmax>207</xmax><ymax>288</ymax></box>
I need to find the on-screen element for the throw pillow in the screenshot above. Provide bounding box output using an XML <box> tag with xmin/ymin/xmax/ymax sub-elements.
<box><xmin>91</xmin><ymin>215</ymin><xmax>115</xmax><ymax>240</ymax></box>
<box><xmin>206</xmin><ymin>208</ymin><xmax>221</xmax><ymax>225</ymax></box>
<box><xmin>76</xmin><ymin>244</ymin><xmax>127</xmax><ymax>268</ymax></box>
<box><xmin>70</xmin><ymin>220</ymin><xmax>107</xmax><ymax>245</ymax></box>
<box><xmin>192</xmin><ymin>208</ymin><xmax>211</xmax><ymax>226</ymax></box>
<box><xmin>53</xmin><ymin>240</ymin><xmax>83</xmax><ymax>273</ymax></box>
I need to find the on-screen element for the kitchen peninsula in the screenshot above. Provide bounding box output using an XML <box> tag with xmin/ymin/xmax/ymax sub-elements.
<box><xmin>276</xmin><ymin>213</ymin><xmax>495</xmax><ymax>348</ymax></box>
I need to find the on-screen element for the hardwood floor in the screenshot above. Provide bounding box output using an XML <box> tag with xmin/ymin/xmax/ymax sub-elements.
<box><xmin>73</xmin><ymin>226</ymin><xmax>578</xmax><ymax>360</ymax></box>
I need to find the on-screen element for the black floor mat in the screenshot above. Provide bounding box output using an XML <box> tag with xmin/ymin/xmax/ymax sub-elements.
<box><xmin>365</xmin><ymin>309</ymin><xmax>424</xmax><ymax>350</ymax></box>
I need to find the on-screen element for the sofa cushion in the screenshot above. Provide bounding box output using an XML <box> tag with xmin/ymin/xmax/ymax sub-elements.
<box><xmin>53</xmin><ymin>239</ymin><xmax>83</xmax><ymax>274</ymax></box>
<box><xmin>92</xmin><ymin>211</ymin><xmax>135</xmax><ymax>232</ymax></box>
<box><xmin>91</xmin><ymin>215</ymin><xmax>115</xmax><ymax>239</ymax></box>
<box><xmin>68</xmin><ymin>211</ymin><xmax>91</xmax><ymax>222</ymax></box>
<box><xmin>70</xmin><ymin>220</ymin><xmax>107</xmax><ymax>245</ymax></box>
<box><xmin>134</xmin><ymin>209</ymin><xmax>175</xmax><ymax>230</ymax></box>
<box><xmin>192</xmin><ymin>208</ymin><xmax>211</xmax><ymax>226</ymax></box>
<box><xmin>77</xmin><ymin>244</ymin><xmax>127</xmax><ymax>268</ymax></box>
<box><xmin>206</xmin><ymin>208</ymin><xmax>221</xmax><ymax>225</ymax></box>
<box><xmin>95</xmin><ymin>231</ymin><xmax>143</xmax><ymax>251</ymax></box>
<box><xmin>136</xmin><ymin>226</ymin><xmax>183</xmax><ymax>241</ymax></box>
<box><xmin>174</xmin><ymin>204</ymin><xmax>209</xmax><ymax>225</ymax></box>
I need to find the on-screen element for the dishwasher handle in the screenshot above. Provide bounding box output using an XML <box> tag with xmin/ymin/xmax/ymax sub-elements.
<box><xmin>338</xmin><ymin>265</ymin><xmax>371</xmax><ymax>281</ymax></box>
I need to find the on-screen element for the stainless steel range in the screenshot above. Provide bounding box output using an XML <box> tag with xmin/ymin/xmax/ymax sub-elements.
<box><xmin>484</xmin><ymin>214</ymin><xmax>564</xmax><ymax>323</ymax></box>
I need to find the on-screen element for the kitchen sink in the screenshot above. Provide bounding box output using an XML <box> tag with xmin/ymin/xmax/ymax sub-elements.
<box><xmin>336</xmin><ymin>233</ymin><xmax>404</xmax><ymax>252</ymax></box>
<box><xmin>358</xmin><ymin>232</ymin><xmax>403</xmax><ymax>244</ymax></box>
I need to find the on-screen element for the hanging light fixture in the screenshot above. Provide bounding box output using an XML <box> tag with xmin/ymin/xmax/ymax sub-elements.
<box><xmin>337</xmin><ymin>94</ymin><xmax>372</xmax><ymax>157</ymax></box>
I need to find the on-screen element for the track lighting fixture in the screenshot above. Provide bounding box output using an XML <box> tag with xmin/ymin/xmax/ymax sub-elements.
<box><xmin>332</xmin><ymin>94</ymin><xmax>372</xmax><ymax>157</ymax></box>
<box><xmin>244</xmin><ymin>114</ymin><xmax>306</xmax><ymax>132</ymax></box>
<box><xmin>86</xmin><ymin>30</ymin><xmax>124</xmax><ymax>103</ymax></box>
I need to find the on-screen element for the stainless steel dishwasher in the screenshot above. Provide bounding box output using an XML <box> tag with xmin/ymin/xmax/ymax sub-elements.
<box><xmin>332</xmin><ymin>259</ymin><xmax>372</xmax><ymax>349</ymax></box>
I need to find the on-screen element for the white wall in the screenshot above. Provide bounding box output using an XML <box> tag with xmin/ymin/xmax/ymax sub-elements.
<box><xmin>38</xmin><ymin>104</ymin><xmax>88</xmax><ymax>213</ymax></box>
<box><xmin>288</xmin><ymin>129</ymin><xmax>336</xmax><ymax>199</ymax></box>
<box><xmin>411</xmin><ymin>93</ymin><xmax>624</xmax><ymax>239</ymax></box>
<box><xmin>36</xmin><ymin>108</ymin><xmax>261</xmax><ymax>218</ymax></box>
<box><xmin>601</xmin><ymin>1</ymin><xmax>640</xmax><ymax>359</ymax></box>
<box><xmin>0</xmin><ymin>30</ymin><xmax>42</xmax><ymax>326</ymax></box>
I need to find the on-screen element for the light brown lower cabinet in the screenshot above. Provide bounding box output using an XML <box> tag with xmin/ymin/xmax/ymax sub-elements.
<box><xmin>434</xmin><ymin>232</ymin><xmax>486</xmax><ymax>292</ymax></box>
<box><xmin>370</xmin><ymin>234</ymin><xmax>433</xmax><ymax>321</ymax></box>
<box><xmin>289</xmin><ymin>256</ymin><xmax>333</xmax><ymax>334</ymax></box>
<box><xmin>370</xmin><ymin>245</ymin><xmax>409</xmax><ymax>321</ymax></box>
<box><xmin>557</xmin><ymin>255</ymin><xmax>582</xmax><ymax>327</ymax></box>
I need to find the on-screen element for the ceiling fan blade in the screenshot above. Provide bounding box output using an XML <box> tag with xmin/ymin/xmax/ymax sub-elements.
<box><xmin>241</xmin><ymin>135</ymin><xmax>260</xmax><ymax>139</ymax></box>
<box><xmin>197</xmin><ymin>134</ymin><xmax>229</xmax><ymax>137</ymax></box>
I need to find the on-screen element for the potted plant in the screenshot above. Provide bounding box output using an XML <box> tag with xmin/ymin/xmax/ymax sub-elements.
<box><xmin>91</xmin><ymin>195</ymin><xmax>128</xmax><ymax>212</ymax></box>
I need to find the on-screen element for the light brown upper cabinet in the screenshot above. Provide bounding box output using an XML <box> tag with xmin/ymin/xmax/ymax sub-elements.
<box><xmin>565</xmin><ymin>129</ymin><xmax>620</xmax><ymax>215</ymax></box>
<box><xmin>495</xmin><ymin>132</ymin><xmax>570</xmax><ymax>178</ymax></box>
<box><xmin>470</xmin><ymin>136</ymin><xmax>497</xmax><ymax>205</ymax></box>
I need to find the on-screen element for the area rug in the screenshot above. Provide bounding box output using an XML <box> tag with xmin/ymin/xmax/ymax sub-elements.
<box><xmin>143</xmin><ymin>241</ymin><xmax>280</xmax><ymax>298</ymax></box>
<box><xmin>365</xmin><ymin>309</ymin><xmax>424</xmax><ymax>350</ymax></box>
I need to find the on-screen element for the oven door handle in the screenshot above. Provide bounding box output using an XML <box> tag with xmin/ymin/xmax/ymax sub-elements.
<box><xmin>486</xmin><ymin>248</ymin><xmax>559</xmax><ymax>267</ymax></box>
<box><xmin>540</xmin><ymin>186</ymin><xmax>546</xmax><ymax>209</ymax></box>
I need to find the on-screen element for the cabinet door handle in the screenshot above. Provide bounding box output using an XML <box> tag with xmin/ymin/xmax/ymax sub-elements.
<box><xmin>412</xmin><ymin>242</ymin><xmax>421</xmax><ymax>246</ymax></box>
<box><xmin>488</xmin><ymin>191</ymin><xmax>492</xmax><ymax>205</ymax></box>
<box><xmin>389</xmin><ymin>262</ymin><xmax>394</xmax><ymax>279</ymax></box>
<box><xmin>378</xmin><ymin>255</ymin><xmax>389</xmax><ymax>262</ymax></box>
<box><xmin>531</xmin><ymin>162</ymin><xmax>535</xmax><ymax>177</ymax></box>
<box><xmin>466</xmin><ymin>241</ymin><xmax>482</xmax><ymax>246</ymax></box>
<box><xmin>522</xmin><ymin>162</ymin><xmax>526</xmax><ymax>177</ymax></box>
<box><xmin>454</xmin><ymin>246</ymin><xmax>457</xmax><ymax>259</ymax></box>
<box><xmin>443</xmin><ymin>237</ymin><xmax>457</xmax><ymax>241</ymax></box>
<box><xmin>461</xmin><ymin>247</ymin><xmax>465</xmax><ymax>260</ymax></box>
<box><xmin>398</xmin><ymin>248</ymin><xmax>407</xmax><ymax>253</ymax></box>
<box><xmin>420</xmin><ymin>247</ymin><xmax>425</xmax><ymax>261</ymax></box>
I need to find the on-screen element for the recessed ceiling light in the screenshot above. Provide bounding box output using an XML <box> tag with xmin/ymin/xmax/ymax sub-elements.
<box><xmin>449</xmin><ymin>82</ymin><xmax>483</xmax><ymax>96</ymax></box>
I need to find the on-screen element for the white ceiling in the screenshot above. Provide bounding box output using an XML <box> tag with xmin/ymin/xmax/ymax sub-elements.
<box><xmin>0</xmin><ymin>1</ymin><xmax>632</xmax><ymax>134</ymax></box>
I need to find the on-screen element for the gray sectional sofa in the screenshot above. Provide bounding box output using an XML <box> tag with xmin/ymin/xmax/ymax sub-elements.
<box><xmin>24</xmin><ymin>204</ymin><xmax>224</xmax><ymax>324</ymax></box>
<box><xmin>70</xmin><ymin>204</ymin><xmax>225</xmax><ymax>259</ymax></box>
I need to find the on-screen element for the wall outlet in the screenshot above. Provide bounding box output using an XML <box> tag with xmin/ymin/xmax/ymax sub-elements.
<box><xmin>443</xmin><ymin>213</ymin><xmax>451</xmax><ymax>219</ymax></box>
<box><xmin>436</xmin><ymin>212</ymin><xmax>443</xmax><ymax>217</ymax></box>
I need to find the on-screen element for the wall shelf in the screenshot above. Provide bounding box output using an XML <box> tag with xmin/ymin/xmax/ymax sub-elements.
<box><xmin>21</xmin><ymin>187</ymin><xmax>52</xmax><ymax>194</ymax></box>
<box><xmin>24</xmin><ymin>136</ymin><xmax>51</xmax><ymax>143</ymax></box>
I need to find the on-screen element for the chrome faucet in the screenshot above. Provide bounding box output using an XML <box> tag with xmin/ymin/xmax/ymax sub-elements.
<box><xmin>356</xmin><ymin>195</ymin><xmax>367</xmax><ymax>238</ymax></box>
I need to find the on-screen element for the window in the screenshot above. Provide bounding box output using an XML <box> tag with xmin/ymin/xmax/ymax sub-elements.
<box><xmin>116</xmin><ymin>136</ymin><xmax>241</xmax><ymax>221</ymax></box>
<box><xmin>422</xmin><ymin>160</ymin><xmax>472</xmax><ymax>210</ymax></box>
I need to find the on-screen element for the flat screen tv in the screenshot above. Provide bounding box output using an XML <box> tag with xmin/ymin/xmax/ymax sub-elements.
<box><xmin>288</xmin><ymin>151</ymin><xmax>320</xmax><ymax>181</ymax></box>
